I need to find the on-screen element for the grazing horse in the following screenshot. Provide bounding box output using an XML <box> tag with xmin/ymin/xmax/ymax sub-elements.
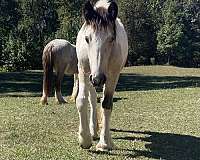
<box><xmin>40</xmin><ymin>39</ymin><xmax>79</xmax><ymax>105</ymax></box>
<box><xmin>76</xmin><ymin>0</ymin><xmax>128</xmax><ymax>151</ymax></box>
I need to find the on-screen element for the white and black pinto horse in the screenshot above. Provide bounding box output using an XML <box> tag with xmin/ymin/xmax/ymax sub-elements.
<box><xmin>40</xmin><ymin>39</ymin><xmax>79</xmax><ymax>105</ymax></box>
<box><xmin>76</xmin><ymin>0</ymin><xmax>128</xmax><ymax>151</ymax></box>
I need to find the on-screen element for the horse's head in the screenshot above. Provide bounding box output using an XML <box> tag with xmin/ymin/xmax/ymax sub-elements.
<box><xmin>83</xmin><ymin>0</ymin><xmax>118</xmax><ymax>87</ymax></box>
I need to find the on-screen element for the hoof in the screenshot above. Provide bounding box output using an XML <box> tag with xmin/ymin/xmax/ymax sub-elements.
<box><xmin>79</xmin><ymin>133</ymin><xmax>92</xmax><ymax>149</ymax></box>
<box><xmin>96</xmin><ymin>142</ymin><xmax>115</xmax><ymax>152</ymax></box>
<box><xmin>69</xmin><ymin>96</ymin><xmax>76</xmax><ymax>103</ymax></box>
<box><xmin>56</xmin><ymin>99</ymin><xmax>67</xmax><ymax>104</ymax></box>
<box><xmin>40</xmin><ymin>97</ymin><xmax>48</xmax><ymax>105</ymax></box>
<box><xmin>80</xmin><ymin>143</ymin><xmax>92</xmax><ymax>149</ymax></box>
<box><xmin>96</xmin><ymin>143</ymin><xmax>111</xmax><ymax>152</ymax></box>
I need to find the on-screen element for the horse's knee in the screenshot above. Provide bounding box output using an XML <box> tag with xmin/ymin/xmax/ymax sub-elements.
<box><xmin>76</xmin><ymin>97</ymin><xmax>88</xmax><ymax>112</ymax></box>
<box><xmin>102</xmin><ymin>94</ymin><xmax>113</xmax><ymax>110</ymax></box>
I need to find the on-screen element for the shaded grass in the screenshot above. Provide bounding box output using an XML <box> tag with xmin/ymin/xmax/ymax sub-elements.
<box><xmin>0</xmin><ymin>71</ymin><xmax>74</xmax><ymax>97</ymax></box>
<box><xmin>0</xmin><ymin>66</ymin><xmax>200</xmax><ymax>159</ymax></box>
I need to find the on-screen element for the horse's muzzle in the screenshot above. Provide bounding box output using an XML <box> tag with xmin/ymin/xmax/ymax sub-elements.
<box><xmin>89</xmin><ymin>73</ymin><xmax>106</xmax><ymax>87</ymax></box>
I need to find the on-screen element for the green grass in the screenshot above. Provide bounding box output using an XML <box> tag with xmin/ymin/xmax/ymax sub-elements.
<box><xmin>0</xmin><ymin>66</ymin><xmax>200</xmax><ymax>160</ymax></box>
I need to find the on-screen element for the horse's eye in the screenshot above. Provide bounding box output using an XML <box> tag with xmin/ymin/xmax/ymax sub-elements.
<box><xmin>85</xmin><ymin>36</ymin><xmax>90</xmax><ymax>44</ymax></box>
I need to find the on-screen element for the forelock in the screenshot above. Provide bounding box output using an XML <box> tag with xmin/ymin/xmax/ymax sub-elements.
<box><xmin>84</xmin><ymin>0</ymin><xmax>117</xmax><ymax>39</ymax></box>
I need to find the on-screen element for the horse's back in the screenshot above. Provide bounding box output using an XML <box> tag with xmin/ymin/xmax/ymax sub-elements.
<box><xmin>50</xmin><ymin>39</ymin><xmax>75</xmax><ymax>56</ymax></box>
<box><xmin>44</xmin><ymin>39</ymin><xmax>77</xmax><ymax>74</ymax></box>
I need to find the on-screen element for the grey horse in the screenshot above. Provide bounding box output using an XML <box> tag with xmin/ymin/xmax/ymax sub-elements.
<box><xmin>40</xmin><ymin>39</ymin><xmax>78</xmax><ymax>105</ymax></box>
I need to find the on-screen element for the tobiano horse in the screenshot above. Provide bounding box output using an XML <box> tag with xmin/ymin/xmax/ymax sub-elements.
<box><xmin>40</xmin><ymin>39</ymin><xmax>79</xmax><ymax>105</ymax></box>
<box><xmin>76</xmin><ymin>0</ymin><xmax>128</xmax><ymax>151</ymax></box>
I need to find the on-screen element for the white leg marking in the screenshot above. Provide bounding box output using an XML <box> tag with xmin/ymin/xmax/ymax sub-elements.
<box><xmin>40</xmin><ymin>89</ymin><xmax>48</xmax><ymax>105</ymax></box>
<box><xmin>96</xmin><ymin>109</ymin><xmax>114</xmax><ymax>151</ymax></box>
<box><xmin>76</xmin><ymin>73</ymin><xmax>92</xmax><ymax>149</ymax></box>
<box><xmin>88</xmin><ymin>84</ymin><xmax>98</xmax><ymax>139</ymax></box>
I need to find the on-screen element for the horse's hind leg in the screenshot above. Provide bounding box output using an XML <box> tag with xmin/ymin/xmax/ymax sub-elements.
<box><xmin>41</xmin><ymin>87</ymin><xmax>48</xmax><ymax>105</ymax></box>
<box><xmin>41</xmin><ymin>72</ymin><xmax>51</xmax><ymax>105</ymax></box>
<box><xmin>55</xmin><ymin>70</ymin><xmax>66</xmax><ymax>104</ymax></box>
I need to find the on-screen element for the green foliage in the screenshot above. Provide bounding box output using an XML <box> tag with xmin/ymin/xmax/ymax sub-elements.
<box><xmin>185</xmin><ymin>2</ymin><xmax>200</xmax><ymax>67</ymax></box>
<box><xmin>55</xmin><ymin>0</ymin><xmax>83</xmax><ymax>43</ymax></box>
<box><xmin>157</xmin><ymin>0</ymin><xmax>184</xmax><ymax>65</ymax></box>
<box><xmin>0</xmin><ymin>0</ymin><xmax>20</xmax><ymax>67</ymax></box>
<box><xmin>2</xmin><ymin>0</ymin><xmax>60</xmax><ymax>71</ymax></box>
<box><xmin>156</xmin><ymin>0</ymin><xmax>200</xmax><ymax>67</ymax></box>
<box><xmin>2</xmin><ymin>34</ymin><xmax>27</xmax><ymax>71</ymax></box>
<box><xmin>119</xmin><ymin>0</ymin><xmax>157</xmax><ymax>65</ymax></box>
<box><xmin>0</xmin><ymin>0</ymin><xmax>199</xmax><ymax>70</ymax></box>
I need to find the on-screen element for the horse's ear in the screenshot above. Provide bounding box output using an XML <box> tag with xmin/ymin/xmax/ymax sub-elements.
<box><xmin>84</xmin><ymin>1</ymin><xmax>95</xmax><ymax>22</ymax></box>
<box><xmin>108</xmin><ymin>1</ymin><xmax>118</xmax><ymax>21</ymax></box>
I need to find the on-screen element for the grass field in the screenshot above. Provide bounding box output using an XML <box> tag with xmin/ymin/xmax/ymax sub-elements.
<box><xmin>0</xmin><ymin>66</ymin><xmax>200</xmax><ymax>160</ymax></box>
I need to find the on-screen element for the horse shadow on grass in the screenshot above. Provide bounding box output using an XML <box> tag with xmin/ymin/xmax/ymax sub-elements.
<box><xmin>0</xmin><ymin>71</ymin><xmax>200</xmax><ymax>97</ymax></box>
<box><xmin>89</xmin><ymin>128</ymin><xmax>200</xmax><ymax>160</ymax></box>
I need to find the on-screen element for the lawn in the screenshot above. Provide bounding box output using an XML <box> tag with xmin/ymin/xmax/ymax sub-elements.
<box><xmin>0</xmin><ymin>66</ymin><xmax>200</xmax><ymax>160</ymax></box>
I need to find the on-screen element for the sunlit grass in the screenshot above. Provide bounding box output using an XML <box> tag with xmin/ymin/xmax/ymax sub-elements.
<box><xmin>0</xmin><ymin>66</ymin><xmax>200</xmax><ymax>159</ymax></box>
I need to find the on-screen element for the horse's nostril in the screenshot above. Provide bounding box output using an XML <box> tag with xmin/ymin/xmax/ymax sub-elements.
<box><xmin>102</xmin><ymin>74</ymin><xmax>106</xmax><ymax>84</ymax></box>
<box><xmin>89</xmin><ymin>75</ymin><xmax>93</xmax><ymax>82</ymax></box>
<box><xmin>93</xmin><ymin>77</ymin><xmax>100</xmax><ymax>86</ymax></box>
<box><xmin>90</xmin><ymin>73</ymin><xmax>106</xmax><ymax>87</ymax></box>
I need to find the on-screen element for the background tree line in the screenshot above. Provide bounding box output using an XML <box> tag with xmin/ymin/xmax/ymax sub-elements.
<box><xmin>0</xmin><ymin>0</ymin><xmax>199</xmax><ymax>71</ymax></box>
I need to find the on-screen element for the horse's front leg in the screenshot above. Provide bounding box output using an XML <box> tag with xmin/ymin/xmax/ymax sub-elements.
<box><xmin>70</xmin><ymin>74</ymin><xmax>79</xmax><ymax>102</ymax></box>
<box><xmin>76</xmin><ymin>73</ymin><xmax>92</xmax><ymax>149</ymax></box>
<box><xmin>96</xmin><ymin>75</ymin><xmax>119</xmax><ymax>151</ymax></box>
<box><xmin>88</xmin><ymin>83</ymin><xmax>98</xmax><ymax>140</ymax></box>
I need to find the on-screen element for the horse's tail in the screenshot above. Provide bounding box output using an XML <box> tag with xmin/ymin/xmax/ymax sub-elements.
<box><xmin>42</xmin><ymin>44</ymin><xmax>54</xmax><ymax>96</ymax></box>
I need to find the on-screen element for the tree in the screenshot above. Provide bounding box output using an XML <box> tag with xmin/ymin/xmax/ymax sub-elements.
<box><xmin>0</xmin><ymin>0</ymin><xmax>20</xmax><ymax>67</ymax></box>
<box><xmin>157</xmin><ymin>0</ymin><xmax>185</xmax><ymax>65</ymax></box>
<box><xmin>156</xmin><ymin>0</ymin><xmax>200</xmax><ymax>67</ymax></box>
<box><xmin>185</xmin><ymin>2</ymin><xmax>200</xmax><ymax>67</ymax></box>
<box><xmin>55</xmin><ymin>0</ymin><xmax>83</xmax><ymax>43</ymax></box>
<box><xmin>119</xmin><ymin>0</ymin><xmax>157</xmax><ymax>65</ymax></box>
<box><xmin>2</xmin><ymin>0</ymin><xmax>59</xmax><ymax>70</ymax></box>
<box><xmin>0</xmin><ymin>0</ymin><xmax>199</xmax><ymax>70</ymax></box>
